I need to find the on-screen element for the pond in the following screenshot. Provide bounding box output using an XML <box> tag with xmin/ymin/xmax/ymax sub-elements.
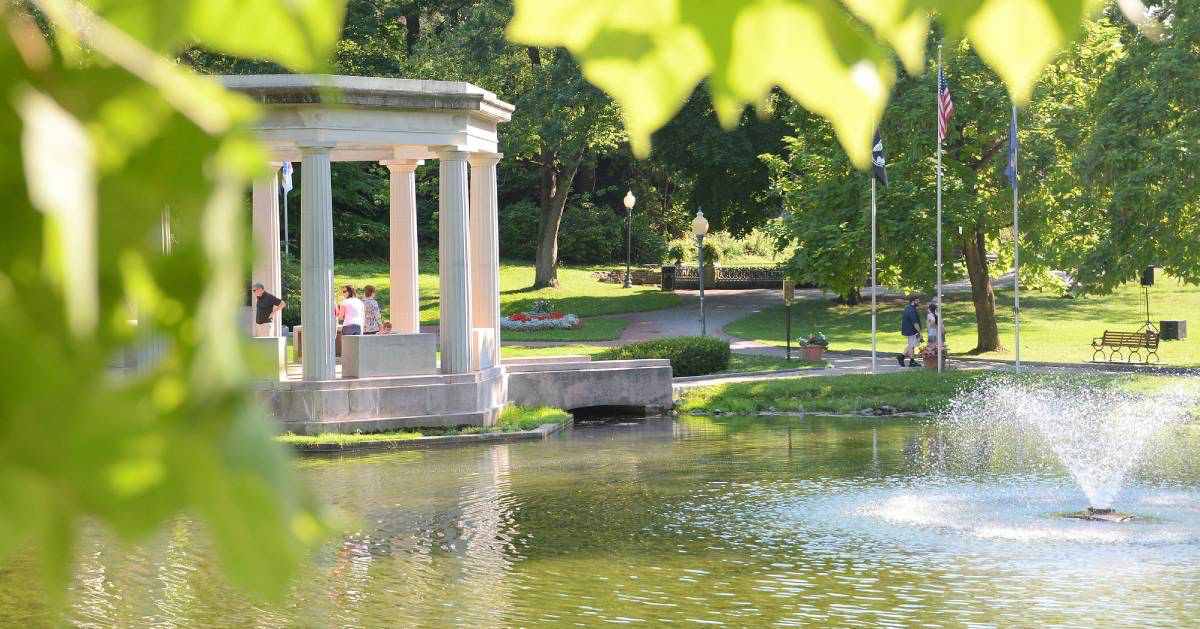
<box><xmin>5</xmin><ymin>415</ymin><xmax>1200</xmax><ymax>627</ymax></box>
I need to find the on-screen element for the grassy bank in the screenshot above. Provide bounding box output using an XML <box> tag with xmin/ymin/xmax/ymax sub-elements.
<box><xmin>725</xmin><ymin>277</ymin><xmax>1200</xmax><ymax>366</ymax></box>
<box><xmin>679</xmin><ymin>370</ymin><xmax>988</xmax><ymax>415</ymax></box>
<box><xmin>678</xmin><ymin>370</ymin><xmax>1198</xmax><ymax>416</ymax></box>
<box><xmin>277</xmin><ymin>405</ymin><xmax>571</xmax><ymax>446</ymax></box>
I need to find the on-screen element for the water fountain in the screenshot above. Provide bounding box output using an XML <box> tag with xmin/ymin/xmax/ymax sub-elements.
<box><xmin>942</xmin><ymin>374</ymin><xmax>1198</xmax><ymax>522</ymax></box>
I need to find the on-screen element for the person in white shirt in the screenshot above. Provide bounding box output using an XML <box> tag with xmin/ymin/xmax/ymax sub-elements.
<box><xmin>926</xmin><ymin>301</ymin><xmax>940</xmax><ymax>348</ymax></box>
<box><xmin>338</xmin><ymin>285</ymin><xmax>365</xmax><ymax>335</ymax></box>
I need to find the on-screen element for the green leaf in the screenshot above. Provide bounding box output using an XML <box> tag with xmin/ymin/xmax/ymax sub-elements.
<box><xmin>842</xmin><ymin>0</ymin><xmax>930</xmax><ymax>74</ymax></box>
<box><xmin>960</xmin><ymin>0</ymin><xmax>1102</xmax><ymax>103</ymax></box>
<box><xmin>184</xmin><ymin>0</ymin><xmax>347</xmax><ymax>72</ymax></box>
<box><xmin>510</xmin><ymin>0</ymin><xmax>1106</xmax><ymax>167</ymax></box>
<box><xmin>17</xmin><ymin>87</ymin><xmax>98</xmax><ymax>335</ymax></box>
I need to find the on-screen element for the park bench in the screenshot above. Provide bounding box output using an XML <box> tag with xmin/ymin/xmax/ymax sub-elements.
<box><xmin>1090</xmin><ymin>330</ymin><xmax>1160</xmax><ymax>364</ymax></box>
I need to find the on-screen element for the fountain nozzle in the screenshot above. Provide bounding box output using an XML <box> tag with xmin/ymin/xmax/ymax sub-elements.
<box><xmin>1064</xmin><ymin>507</ymin><xmax>1135</xmax><ymax>523</ymax></box>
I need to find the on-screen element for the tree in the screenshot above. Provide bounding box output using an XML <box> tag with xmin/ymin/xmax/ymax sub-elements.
<box><xmin>401</xmin><ymin>0</ymin><xmax>624</xmax><ymax>286</ymax></box>
<box><xmin>765</xmin><ymin>23</ymin><xmax>1124</xmax><ymax>352</ymax></box>
<box><xmin>1062</xmin><ymin>0</ymin><xmax>1200</xmax><ymax>291</ymax></box>
<box><xmin>649</xmin><ymin>87</ymin><xmax>791</xmax><ymax>235</ymax></box>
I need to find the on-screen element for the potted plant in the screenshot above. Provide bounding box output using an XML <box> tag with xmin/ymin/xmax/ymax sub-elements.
<box><xmin>920</xmin><ymin>343</ymin><xmax>947</xmax><ymax>370</ymax></box>
<box><xmin>803</xmin><ymin>332</ymin><xmax>829</xmax><ymax>361</ymax></box>
<box><xmin>667</xmin><ymin>243</ymin><xmax>687</xmax><ymax>268</ymax></box>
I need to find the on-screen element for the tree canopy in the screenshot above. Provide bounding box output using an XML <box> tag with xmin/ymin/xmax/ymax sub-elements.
<box><xmin>764</xmin><ymin>17</ymin><xmax>1129</xmax><ymax>352</ymax></box>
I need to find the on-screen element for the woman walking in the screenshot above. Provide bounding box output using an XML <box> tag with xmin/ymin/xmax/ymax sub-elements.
<box><xmin>927</xmin><ymin>301</ymin><xmax>940</xmax><ymax>350</ymax></box>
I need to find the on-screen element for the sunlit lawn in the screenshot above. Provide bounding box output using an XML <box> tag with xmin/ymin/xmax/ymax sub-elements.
<box><xmin>724</xmin><ymin>277</ymin><xmax>1200</xmax><ymax>366</ymax></box>
<box><xmin>501</xmin><ymin>344</ymin><xmax>826</xmax><ymax>374</ymax></box>
<box><xmin>335</xmin><ymin>259</ymin><xmax>677</xmax><ymax>341</ymax></box>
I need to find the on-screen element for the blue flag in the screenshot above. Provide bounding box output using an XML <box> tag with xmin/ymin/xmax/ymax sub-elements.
<box><xmin>281</xmin><ymin>161</ymin><xmax>294</xmax><ymax>193</ymax></box>
<box><xmin>1004</xmin><ymin>107</ymin><xmax>1018</xmax><ymax>190</ymax></box>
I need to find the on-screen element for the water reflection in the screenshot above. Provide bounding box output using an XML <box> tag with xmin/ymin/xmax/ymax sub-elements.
<box><xmin>1</xmin><ymin>416</ymin><xmax>1198</xmax><ymax>627</ymax></box>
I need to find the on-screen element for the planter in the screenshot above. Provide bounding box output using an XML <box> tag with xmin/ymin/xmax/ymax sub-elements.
<box><xmin>802</xmin><ymin>345</ymin><xmax>826</xmax><ymax>361</ymax></box>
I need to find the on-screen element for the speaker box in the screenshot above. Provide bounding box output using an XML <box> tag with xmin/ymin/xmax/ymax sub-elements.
<box><xmin>1141</xmin><ymin>266</ymin><xmax>1155</xmax><ymax>287</ymax></box>
<box><xmin>1161</xmin><ymin>320</ymin><xmax>1187</xmax><ymax>341</ymax></box>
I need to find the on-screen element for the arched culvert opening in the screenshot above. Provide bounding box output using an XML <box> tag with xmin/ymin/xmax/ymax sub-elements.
<box><xmin>569</xmin><ymin>405</ymin><xmax>648</xmax><ymax>422</ymax></box>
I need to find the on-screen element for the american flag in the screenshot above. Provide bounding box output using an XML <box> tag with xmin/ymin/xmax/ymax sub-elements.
<box><xmin>937</xmin><ymin>66</ymin><xmax>955</xmax><ymax>142</ymax></box>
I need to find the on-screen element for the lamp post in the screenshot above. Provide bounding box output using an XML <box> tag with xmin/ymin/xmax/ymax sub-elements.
<box><xmin>623</xmin><ymin>190</ymin><xmax>636</xmax><ymax>288</ymax></box>
<box><xmin>692</xmin><ymin>210</ymin><xmax>710</xmax><ymax>336</ymax></box>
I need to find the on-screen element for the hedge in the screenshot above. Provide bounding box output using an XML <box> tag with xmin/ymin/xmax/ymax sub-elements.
<box><xmin>596</xmin><ymin>336</ymin><xmax>731</xmax><ymax>377</ymax></box>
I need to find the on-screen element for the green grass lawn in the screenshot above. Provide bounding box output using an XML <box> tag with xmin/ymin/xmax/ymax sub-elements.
<box><xmin>334</xmin><ymin>260</ymin><xmax>676</xmax><ymax>341</ymax></box>
<box><xmin>501</xmin><ymin>316</ymin><xmax>629</xmax><ymax>342</ymax></box>
<box><xmin>726</xmin><ymin>354</ymin><xmax>826</xmax><ymax>373</ymax></box>
<box><xmin>501</xmin><ymin>344</ymin><xmax>826</xmax><ymax>375</ymax></box>
<box><xmin>725</xmin><ymin>277</ymin><xmax>1200</xmax><ymax>366</ymax></box>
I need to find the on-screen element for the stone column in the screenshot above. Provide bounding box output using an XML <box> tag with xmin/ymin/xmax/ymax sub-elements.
<box><xmin>438</xmin><ymin>149</ymin><xmax>473</xmax><ymax>373</ymax></box>
<box><xmin>383</xmin><ymin>160</ymin><xmax>423</xmax><ymax>334</ymax></box>
<box><xmin>300</xmin><ymin>145</ymin><xmax>336</xmax><ymax>380</ymax></box>
<box><xmin>251</xmin><ymin>163</ymin><xmax>282</xmax><ymax>336</ymax></box>
<box><xmin>469</xmin><ymin>152</ymin><xmax>502</xmax><ymax>368</ymax></box>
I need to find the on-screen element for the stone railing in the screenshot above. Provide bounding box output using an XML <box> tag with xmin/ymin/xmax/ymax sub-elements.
<box><xmin>666</xmin><ymin>265</ymin><xmax>788</xmax><ymax>290</ymax></box>
<box><xmin>593</xmin><ymin>267</ymin><xmax>663</xmax><ymax>286</ymax></box>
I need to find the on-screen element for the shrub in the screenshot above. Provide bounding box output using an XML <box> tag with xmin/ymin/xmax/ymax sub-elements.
<box><xmin>280</xmin><ymin>252</ymin><xmax>301</xmax><ymax>328</ymax></box>
<box><xmin>333</xmin><ymin>213</ymin><xmax>389</xmax><ymax>259</ymax></box>
<box><xmin>498</xmin><ymin>200</ymin><xmax>541</xmax><ymax>260</ymax></box>
<box><xmin>597</xmin><ymin>336</ymin><xmax>731</xmax><ymax>376</ymax></box>
<box><xmin>666</xmin><ymin>243</ymin><xmax>687</xmax><ymax>264</ymax></box>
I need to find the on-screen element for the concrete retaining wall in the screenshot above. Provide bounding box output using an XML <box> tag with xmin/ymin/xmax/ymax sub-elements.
<box><xmin>506</xmin><ymin>359</ymin><xmax>673</xmax><ymax>414</ymax></box>
<box><xmin>258</xmin><ymin>366</ymin><xmax>507</xmax><ymax>435</ymax></box>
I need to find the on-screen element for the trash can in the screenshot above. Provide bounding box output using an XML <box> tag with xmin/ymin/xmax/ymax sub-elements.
<box><xmin>661</xmin><ymin>265</ymin><xmax>676</xmax><ymax>292</ymax></box>
<box><xmin>1161</xmin><ymin>320</ymin><xmax>1187</xmax><ymax>340</ymax></box>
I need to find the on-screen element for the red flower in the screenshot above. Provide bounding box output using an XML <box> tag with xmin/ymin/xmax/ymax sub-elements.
<box><xmin>509</xmin><ymin>313</ymin><xmax>530</xmax><ymax>322</ymax></box>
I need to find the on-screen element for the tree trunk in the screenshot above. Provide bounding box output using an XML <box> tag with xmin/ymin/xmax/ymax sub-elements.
<box><xmin>533</xmin><ymin>151</ymin><xmax>585</xmax><ymax>288</ymax></box>
<box><xmin>962</xmin><ymin>229</ymin><xmax>1001</xmax><ymax>353</ymax></box>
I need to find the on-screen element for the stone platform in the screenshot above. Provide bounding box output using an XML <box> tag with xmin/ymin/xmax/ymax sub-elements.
<box><xmin>257</xmin><ymin>358</ymin><xmax>673</xmax><ymax>435</ymax></box>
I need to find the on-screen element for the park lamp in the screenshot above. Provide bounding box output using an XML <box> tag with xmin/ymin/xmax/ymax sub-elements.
<box><xmin>691</xmin><ymin>210</ymin><xmax>709</xmax><ymax>238</ymax></box>
<box><xmin>622</xmin><ymin>190</ymin><xmax>637</xmax><ymax>288</ymax></box>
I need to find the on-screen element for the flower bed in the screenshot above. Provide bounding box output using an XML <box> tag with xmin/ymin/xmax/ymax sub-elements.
<box><xmin>501</xmin><ymin>310</ymin><xmax>581</xmax><ymax>331</ymax></box>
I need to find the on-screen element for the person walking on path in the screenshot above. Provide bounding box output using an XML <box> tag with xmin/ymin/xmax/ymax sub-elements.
<box><xmin>339</xmin><ymin>285</ymin><xmax>365</xmax><ymax>336</ymax></box>
<box><xmin>362</xmin><ymin>285</ymin><xmax>382</xmax><ymax>335</ymax></box>
<box><xmin>251</xmin><ymin>282</ymin><xmax>285</xmax><ymax>337</ymax></box>
<box><xmin>897</xmin><ymin>295</ymin><xmax>922</xmax><ymax>367</ymax></box>
<box><xmin>926</xmin><ymin>301</ymin><xmax>941</xmax><ymax>350</ymax></box>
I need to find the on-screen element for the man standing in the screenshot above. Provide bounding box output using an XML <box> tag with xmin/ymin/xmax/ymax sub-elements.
<box><xmin>898</xmin><ymin>295</ymin><xmax>922</xmax><ymax>367</ymax></box>
<box><xmin>252</xmin><ymin>282</ymin><xmax>285</xmax><ymax>337</ymax></box>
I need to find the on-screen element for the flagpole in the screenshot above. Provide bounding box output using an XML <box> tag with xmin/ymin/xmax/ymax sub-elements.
<box><xmin>871</xmin><ymin>176</ymin><xmax>877</xmax><ymax>374</ymax></box>
<box><xmin>936</xmin><ymin>45</ymin><xmax>944</xmax><ymax>374</ymax></box>
<box><xmin>281</xmin><ymin>161</ymin><xmax>291</xmax><ymax>260</ymax></box>
<box><xmin>282</xmin><ymin>184</ymin><xmax>289</xmax><ymax>259</ymax></box>
<box><xmin>1012</xmin><ymin>104</ymin><xmax>1021</xmax><ymax>372</ymax></box>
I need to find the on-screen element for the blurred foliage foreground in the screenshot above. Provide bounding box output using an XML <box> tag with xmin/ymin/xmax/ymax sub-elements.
<box><xmin>0</xmin><ymin>0</ymin><xmax>1156</xmax><ymax>610</ymax></box>
<box><xmin>0</xmin><ymin>0</ymin><xmax>348</xmax><ymax>607</ymax></box>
